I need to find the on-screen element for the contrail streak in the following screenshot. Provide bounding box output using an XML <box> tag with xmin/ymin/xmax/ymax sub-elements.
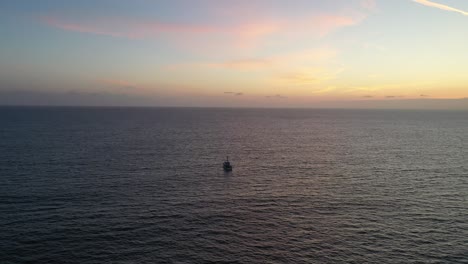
<box><xmin>413</xmin><ymin>0</ymin><xmax>468</xmax><ymax>16</ymax></box>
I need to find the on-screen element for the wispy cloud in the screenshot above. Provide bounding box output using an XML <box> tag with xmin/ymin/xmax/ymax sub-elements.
<box><xmin>166</xmin><ymin>47</ymin><xmax>337</xmax><ymax>74</ymax></box>
<box><xmin>212</xmin><ymin>59</ymin><xmax>273</xmax><ymax>70</ymax></box>
<box><xmin>280</xmin><ymin>72</ymin><xmax>319</xmax><ymax>85</ymax></box>
<box><xmin>224</xmin><ymin>91</ymin><xmax>244</xmax><ymax>96</ymax></box>
<box><xmin>41</xmin><ymin>16</ymin><xmax>216</xmax><ymax>39</ymax></box>
<box><xmin>310</xmin><ymin>86</ymin><xmax>337</xmax><ymax>94</ymax></box>
<box><xmin>42</xmin><ymin>15</ymin><xmax>362</xmax><ymax>39</ymax></box>
<box><xmin>41</xmin><ymin>5</ymin><xmax>369</xmax><ymax>51</ymax></box>
<box><xmin>164</xmin><ymin>46</ymin><xmax>342</xmax><ymax>96</ymax></box>
<box><xmin>344</xmin><ymin>81</ymin><xmax>434</xmax><ymax>94</ymax></box>
<box><xmin>275</xmin><ymin>66</ymin><xmax>344</xmax><ymax>87</ymax></box>
<box><xmin>98</xmin><ymin>79</ymin><xmax>137</xmax><ymax>89</ymax></box>
<box><xmin>308</xmin><ymin>14</ymin><xmax>364</xmax><ymax>37</ymax></box>
<box><xmin>361</xmin><ymin>0</ymin><xmax>377</xmax><ymax>11</ymax></box>
<box><xmin>413</xmin><ymin>0</ymin><xmax>468</xmax><ymax>16</ymax></box>
<box><xmin>42</xmin><ymin>17</ymin><xmax>127</xmax><ymax>37</ymax></box>
<box><xmin>266</xmin><ymin>94</ymin><xmax>287</xmax><ymax>99</ymax></box>
<box><xmin>166</xmin><ymin>58</ymin><xmax>272</xmax><ymax>71</ymax></box>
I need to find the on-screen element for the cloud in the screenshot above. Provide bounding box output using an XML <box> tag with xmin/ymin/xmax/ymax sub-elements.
<box><xmin>266</xmin><ymin>94</ymin><xmax>287</xmax><ymax>99</ymax></box>
<box><xmin>41</xmin><ymin>17</ymin><xmax>128</xmax><ymax>37</ymax></box>
<box><xmin>163</xmin><ymin>47</ymin><xmax>341</xmax><ymax>94</ymax></box>
<box><xmin>224</xmin><ymin>91</ymin><xmax>244</xmax><ymax>96</ymax></box>
<box><xmin>40</xmin><ymin>4</ymin><xmax>369</xmax><ymax>51</ymax></box>
<box><xmin>275</xmin><ymin>66</ymin><xmax>343</xmax><ymax>86</ymax></box>
<box><xmin>305</xmin><ymin>14</ymin><xmax>364</xmax><ymax>37</ymax></box>
<box><xmin>211</xmin><ymin>59</ymin><xmax>273</xmax><ymax>70</ymax></box>
<box><xmin>2</xmin><ymin>89</ymin><xmax>467</xmax><ymax>109</ymax></box>
<box><xmin>99</xmin><ymin>79</ymin><xmax>137</xmax><ymax>89</ymax></box>
<box><xmin>361</xmin><ymin>0</ymin><xmax>377</xmax><ymax>11</ymax></box>
<box><xmin>344</xmin><ymin>81</ymin><xmax>434</xmax><ymax>94</ymax></box>
<box><xmin>420</xmin><ymin>94</ymin><xmax>430</xmax><ymax>97</ymax></box>
<box><xmin>280</xmin><ymin>73</ymin><xmax>318</xmax><ymax>85</ymax></box>
<box><xmin>0</xmin><ymin>89</ymin><xmax>155</xmax><ymax>106</ymax></box>
<box><xmin>413</xmin><ymin>0</ymin><xmax>468</xmax><ymax>16</ymax></box>
<box><xmin>231</xmin><ymin>21</ymin><xmax>282</xmax><ymax>49</ymax></box>
<box><xmin>41</xmin><ymin>16</ymin><xmax>217</xmax><ymax>39</ymax></box>
<box><xmin>168</xmin><ymin>47</ymin><xmax>337</xmax><ymax>72</ymax></box>
<box><xmin>362</xmin><ymin>95</ymin><xmax>374</xmax><ymax>98</ymax></box>
<box><xmin>310</xmin><ymin>86</ymin><xmax>337</xmax><ymax>94</ymax></box>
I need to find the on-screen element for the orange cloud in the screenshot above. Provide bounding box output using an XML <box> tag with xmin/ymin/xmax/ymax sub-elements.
<box><xmin>279</xmin><ymin>72</ymin><xmax>319</xmax><ymax>85</ymax></box>
<box><xmin>168</xmin><ymin>47</ymin><xmax>337</xmax><ymax>71</ymax></box>
<box><xmin>275</xmin><ymin>66</ymin><xmax>343</xmax><ymax>87</ymax></box>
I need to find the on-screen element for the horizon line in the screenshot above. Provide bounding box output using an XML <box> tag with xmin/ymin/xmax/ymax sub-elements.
<box><xmin>1</xmin><ymin>103</ymin><xmax>467</xmax><ymax>111</ymax></box>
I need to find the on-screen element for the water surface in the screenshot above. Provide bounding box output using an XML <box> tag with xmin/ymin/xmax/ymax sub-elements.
<box><xmin>1</xmin><ymin>107</ymin><xmax>467</xmax><ymax>263</ymax></box>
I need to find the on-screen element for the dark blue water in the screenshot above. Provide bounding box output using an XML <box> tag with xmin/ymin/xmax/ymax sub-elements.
<box><xmin>1</xmin><ymin>107</ymin><xmax>467</xmax><ymax>263</ymax></box>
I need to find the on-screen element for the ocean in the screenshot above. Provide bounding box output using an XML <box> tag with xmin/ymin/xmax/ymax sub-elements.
<box><xmin>1</xmin><ymin>107</ymin><xmax>467</xmax><ymax>263</ymax></box>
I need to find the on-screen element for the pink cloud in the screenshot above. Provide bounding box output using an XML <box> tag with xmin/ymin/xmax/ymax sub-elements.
<box><xmin>227</xmin><ymin>14</ymin><xmax>363</xmax><ymax>48</ymax></box>
<box><xmin>231</xmin><ymin>21</ymin><xmax>282</xmax><ymax>49</ymax></box>
<box><xmin>212</xmin><ymin>58</ymin><xmax>273</xmax><ymax>70</ymax></box>
<box><xmin>360</xmin><ymin>0</ymin><xmax>377</xmax><ymax>11</ymax></box>
<box><xmin>165</xmin><ymin>58</ymin><xmax>272</xmax><ymax>72</ymax></box>
<box><xmin>304</xmin><ymin>14</ymin><xmax>363</xmax><ymax>37</ymax></box>
<box><xmin>40</xmin><ymin>4</ymin><xmax>369</xmax><ymax>51</ymax></box>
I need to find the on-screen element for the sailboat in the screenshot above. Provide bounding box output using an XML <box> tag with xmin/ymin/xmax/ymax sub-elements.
<box><xmin>223</xmin><ymin>156</ymin><xmax>233</xmax><ymax>171</ymax></box>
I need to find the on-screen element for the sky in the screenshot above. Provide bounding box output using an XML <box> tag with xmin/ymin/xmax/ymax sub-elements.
<box><xmin>0</xmin><ymin>0</ymin><xmax>467</xmax><ymax>108</ymax></box>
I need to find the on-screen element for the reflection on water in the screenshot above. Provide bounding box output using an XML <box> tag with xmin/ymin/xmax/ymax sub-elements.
<box><xmin>1</xmin><ymin>107</ymin><xmax>467</xmax><ymax>263</ymax></box>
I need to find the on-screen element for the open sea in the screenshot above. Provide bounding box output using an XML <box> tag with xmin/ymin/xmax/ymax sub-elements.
<box><xmin>0</xmin><ymin>106</ymin><xmax>467</xmax><ymax>263</ymax></box>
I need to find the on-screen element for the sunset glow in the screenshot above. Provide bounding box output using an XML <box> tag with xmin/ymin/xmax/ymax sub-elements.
<box><xmin>1</xmin><ymin>0</ymin><xmax>467</xmax><ymax>108</ymax></box>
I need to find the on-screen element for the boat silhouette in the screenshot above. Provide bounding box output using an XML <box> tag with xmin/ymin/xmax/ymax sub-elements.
<box><xmin>223</xmin><ymin>156</ymin><xmax>233</xmax><ymax>171</ymax></box>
